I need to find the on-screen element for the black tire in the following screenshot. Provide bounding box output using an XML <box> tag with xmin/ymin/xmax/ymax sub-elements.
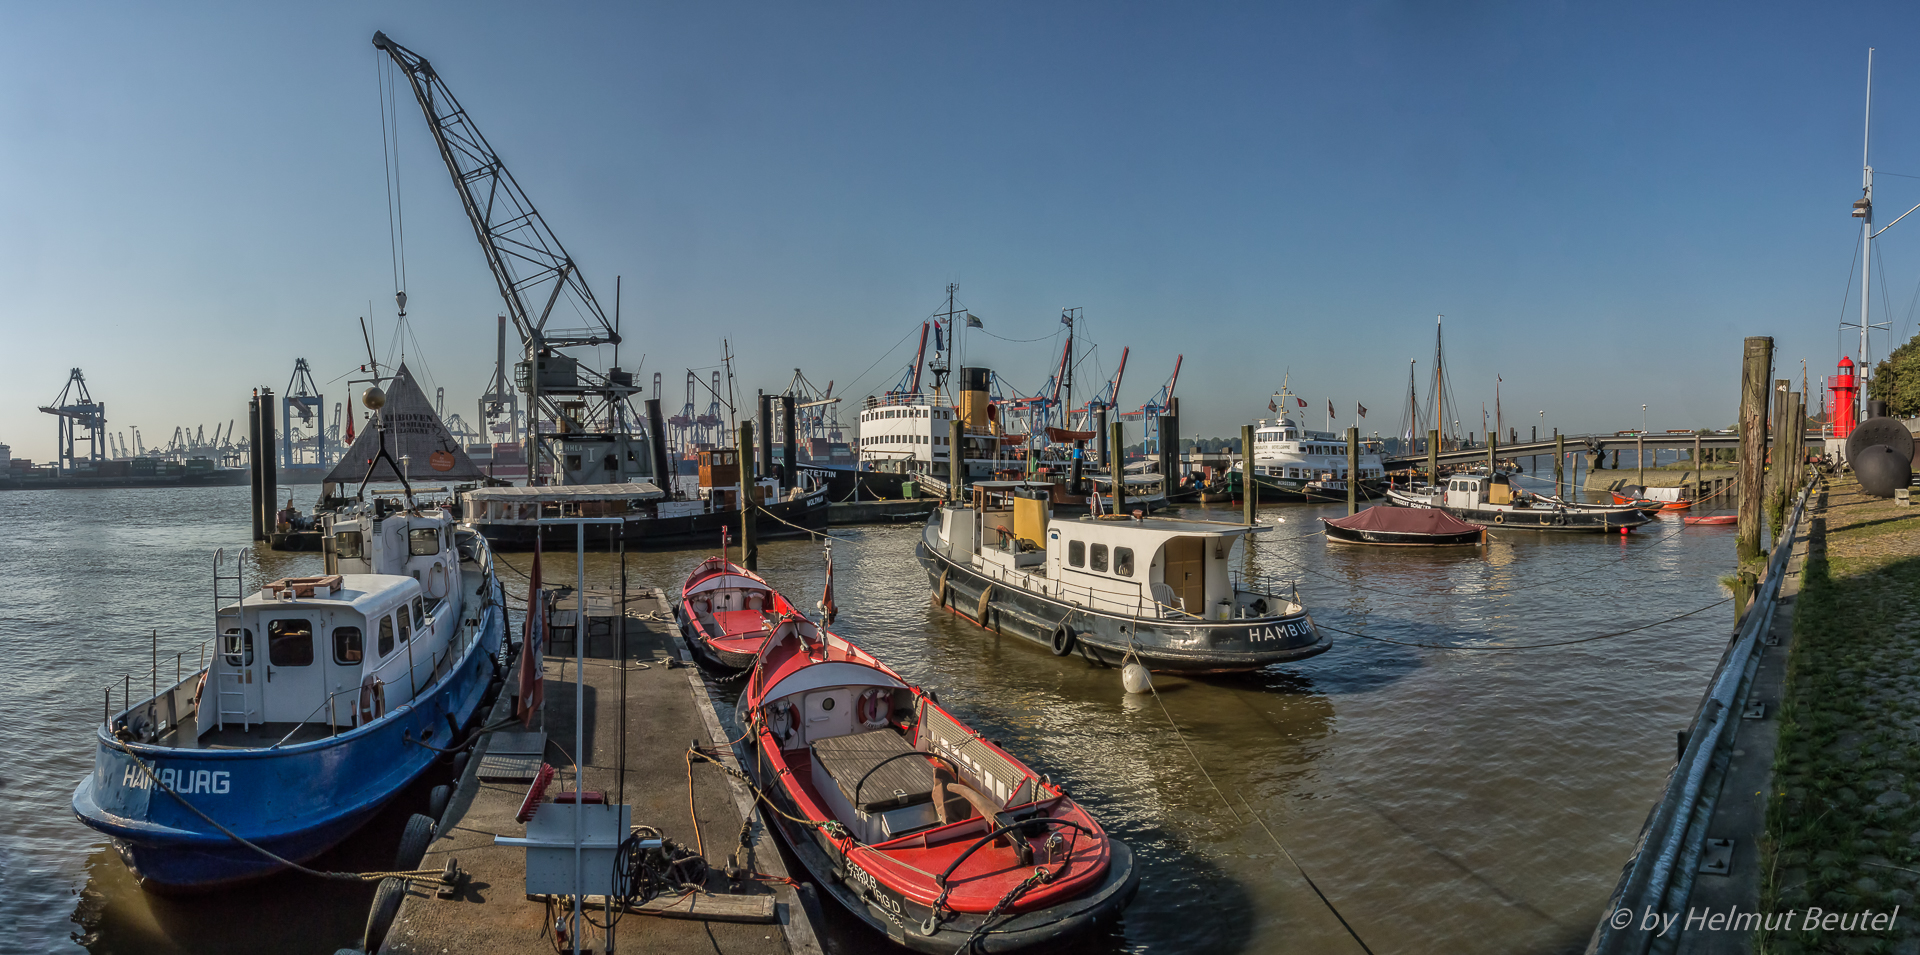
<box><xmin>1050</xmin><ymin>627</ymin><xmax>1076</xmax><ymax>656</ymax></box>
<box><xmin>363</xmin><ymin>876</ymin><xmax>406</xmax><ymax>952</ymax></box>
<box><xmin>394</xmin><ymin>813</ymin><xmax>435</xmax><ymax>871</ymax></box>
<box><xmin>428</xmin><ymin>785</ymin><xmax>451</xmax><ymax>822</ymax></box>
<box><xmin>449</xmin><ymin>751</ymin><xmax>469</xmax><ymax>779</ymax></box>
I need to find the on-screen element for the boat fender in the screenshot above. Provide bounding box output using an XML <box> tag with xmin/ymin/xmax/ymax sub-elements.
<box><xmin>191</xmin><ymin>671</ymin><xmax>208</xmax><ymax>707</ymax></box>
<box><xmin>1249</xmin><ymin>598</ymin><xmax>1268</xmax><ymax>617</ymax></box>
<box><xmin>975</xmin><ymin>584</ymin><xmax>993</xmax><ymax>623</ymax></box>
<box><xmin>1122</xmin><ymin>662</ymin><xmax>1152</xmax><ymax>694</ymax></box>
<box><xmin>933</xmin><ymin>570</ymin><xmax>949</xmax><ymax>608</ymax></box>
<box><xmin>1555</xmin><ymin>514</ymin><xmax>1568</xmax><ymax>526</ymax></box>
<box><xmin>427</xmin><ymin>562</ymin><xmax>449</xmax><ymax>600</ymax></box>
<box><xmin>359</xmin><ymin>676</ymin><xmax>386</xmax><ymax>724</ymax></box>
<box><xmin>1050</xmin><ymin>627</ymin><xmax>1076</xmax><ymax>657</ymax></box>
<box><xmin>857</xmin><ymin>689</ymin><xmax>891</xmax><ymax>728</ymax></box>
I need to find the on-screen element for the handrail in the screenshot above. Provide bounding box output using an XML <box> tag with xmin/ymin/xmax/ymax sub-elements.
<box><xmin>1589</xmin><ymin>476</ymin><xmax>1815</xmax><ymax>954</ymax></box>
<box><xmin>934</xmin><ymin>818</ymin><xmax>1096</xmax><ymax>887</ymax></box>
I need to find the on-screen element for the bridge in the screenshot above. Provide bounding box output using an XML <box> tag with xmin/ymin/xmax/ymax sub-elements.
<box><xmin>1379</xmin><ymin>431</ymin><xmax>1818</xmax><ymax>471</ymax></box>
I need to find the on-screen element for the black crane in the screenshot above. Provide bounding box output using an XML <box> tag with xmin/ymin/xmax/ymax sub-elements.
<box><xmin>38</xmin><ymin>368</ymin><xmax>106</xmax><ymax>471</ymax></box>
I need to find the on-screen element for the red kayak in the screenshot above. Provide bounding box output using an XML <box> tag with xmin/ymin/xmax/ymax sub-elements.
<box><xmin>1682</xmin><ymin>515</ymin><xmax>1738</xmax><ymax>525</ymax></box>
<box><xmin>676</xmin><ymin>557</ymin><xmax>797</xmax><ymax>670</ymax></box>
<box><xmin>740</xmin><ymin>614</ymin><xmax>1137</xmax><ymax>952</ymax></box>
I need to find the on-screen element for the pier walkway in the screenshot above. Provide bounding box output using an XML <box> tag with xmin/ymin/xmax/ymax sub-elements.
<box><xmin>373</xmin><ymin>591</ymin><xmax>821</xmax><ymax>955</ymax></box>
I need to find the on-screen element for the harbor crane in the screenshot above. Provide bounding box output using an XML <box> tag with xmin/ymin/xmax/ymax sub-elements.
<box><xmin>38</xmin><ymin>368</ymin><xmax>106</xmax><ymax>472</ymax></box>
<box><xmin>375</xmin><ymin>31</ymin><xmax>637</xmax><ymax>485</ymax></box>
<box><xmin>282</xmin><ymin>358</ymin><xmax>328</xmax><ymax>469</ymax></box>
<box><xmin>1120</xmin><ymin>354</ymin><xmax>1182</xmax><ymax>455</ymax></box>
<box><xmin>477</xmin><ymin>315</ymin><xmax>522</xmax><ymax>447</ymax></box>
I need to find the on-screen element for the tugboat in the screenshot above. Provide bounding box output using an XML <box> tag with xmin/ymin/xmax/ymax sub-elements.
<box><xmin>676</xmin><ymin>555</ymin><xmax>796</xmax><ymax>670</ymax></box>
<box><xmin>71</xmin><ymin>488</ymin><xmax>507</xmax><ymax>889</ymax></box>
<box><xmin>1387</xmin><ymin>473</ymin><xmax>1654</xmax><ymax>532</ymax></box>
<box><xmin>740</xmin><ymin>612</ymin><xmax>1138</xmax><ymax>951</ymax></box>
<box><xmin>919</xmin><ymin>482</ymin><xmax>1329</xmax><ymax>672</ymax></box>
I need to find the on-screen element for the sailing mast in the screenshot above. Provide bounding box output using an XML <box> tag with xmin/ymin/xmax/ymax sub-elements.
<box><xmin>1434</xmin><ymin>316</ymin><xmax>1446</xmax><ymax>449</ymax></box>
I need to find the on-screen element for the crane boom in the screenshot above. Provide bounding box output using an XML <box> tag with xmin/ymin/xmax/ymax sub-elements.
<box><xmin>371</xmin><ymin>32</ymin><xmax>616</xmax><ymax>351</ymax></box>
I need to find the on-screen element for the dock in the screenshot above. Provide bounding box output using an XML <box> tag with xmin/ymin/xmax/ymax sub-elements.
<box><xmin>371</xmin><ymin>589</ymin><xmax>822</xmax><ymax>955</ymax></box>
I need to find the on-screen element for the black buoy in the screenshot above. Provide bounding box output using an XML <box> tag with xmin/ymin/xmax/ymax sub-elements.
<box><xmin>1846</xmin><ymin>416</ymin><xmax>1915</xmax><ymax>466</ymax></box>
<box><xmin>1854</xmin><ymin>444</ymin><xmax>1912</xmax><ymax>498</ymax></box>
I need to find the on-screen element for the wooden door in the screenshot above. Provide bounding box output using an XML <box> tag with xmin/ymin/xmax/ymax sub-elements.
<box><xmin>1162</xmin><ymin>536</ymin><xmax>1205</xmax><ymax>613</ymax></box>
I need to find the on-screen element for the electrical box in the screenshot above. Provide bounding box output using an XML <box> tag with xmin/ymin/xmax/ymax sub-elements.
<box><xmin>494</xmin><ymin>802</ymin><xmax>630</xmax><ymax>897</ymax></box>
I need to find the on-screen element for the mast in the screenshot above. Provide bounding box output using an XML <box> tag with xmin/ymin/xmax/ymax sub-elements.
<box><xmin>1434</xmin><ymin>316</ymin><xmax>1445</xmax><ymax>449</ymax></box>
<box><xmin>1860</xmin><ymin>48</ymin><xmax>1875</xmax><ymax>414</ymax></box>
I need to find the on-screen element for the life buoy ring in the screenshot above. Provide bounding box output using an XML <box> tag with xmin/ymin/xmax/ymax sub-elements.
<box><xmin>858</xmin><ymin>688</ymin><xmax>891</xmax><ymax>728</ymax></box>
<box><xmin>1494</xmin><ymin>513</ymin><xmax>1505</xmax><ymax>525</ymax></box>
<box><xmin>192</xmin><ymin>671</ymin><xmax>208</xmax><ymax>707</ymax></box>
<box><xmin>1050</xmin><ymin>627</ymin><xmax>1076</xmax><ymax>656</ymax></box>
<box><xmin>359</xmin><ymin>676</ymin><xmax>386</xmax><ymax>725</ymax></box>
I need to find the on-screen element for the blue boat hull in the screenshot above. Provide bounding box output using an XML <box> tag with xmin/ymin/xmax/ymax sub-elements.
<box><xmin>71</xmin><ymin>583</ymin><xmax>507</xmax><ymax>890</ymax></box>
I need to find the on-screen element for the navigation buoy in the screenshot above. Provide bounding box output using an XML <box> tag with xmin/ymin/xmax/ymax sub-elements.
<box><xmin>1122</xmin><ymin>662</ymin><xmax>1152</xmax><ymax>694</ymax></box>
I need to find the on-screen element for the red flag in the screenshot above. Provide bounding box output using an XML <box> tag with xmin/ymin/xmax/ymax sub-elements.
<box><xmin>516</xmin><ymin>536</ymin><xmax>545</xmax><ymax>727</ymax></box>
<box><xmin>1328</xmin><ymin>400</ymin><xmax>1335</xmax><ymax>418</ymax></box>
<box><xmin>1358</xmin><ymin>404</ymin><xmax>1368</xmax><ymax>418</ymax></box>
<box><xmin>1268</xmin><ymin>398</ymin><xmax>1278</xmax><ymax>412</ymax></box>
<box><xmin>1296</xmin><ymin>397</ymin><xmax>1307</xmax><ymax>408</ymax></box>
<box><xmin>345</xmin><ymin>413</ymin><xmax>355</xmax><ymax>444</ymax></box>
<box><xmin>820</xmin><ymin>548</ymin><xmax>838</xmax><ymax>625</ymax></box>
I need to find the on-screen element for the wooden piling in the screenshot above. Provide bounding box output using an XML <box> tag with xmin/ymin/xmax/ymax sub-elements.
<box><xmin>1737</xmin><ymin>337</ymin><xmax>1773</xmax><ymax>562</ymax></box>
<box><xmin>1110</xmin><ymin>421</ymin><xmax>1126</xmax><ymax>514</ymax></box>
<box><xmin>1347</xmin><ymin>427</ymin><xmax>1360</xmax><ymax>515</ymax></box>
<box><xmin>1787</xmin><ymin>391</ymin><xmax>1804</xmax><ymax>496</ymax></box>
<box><xmin>258</xmin><ymin>387</ymin><xmax>277</xmax><ymax>536</ymax></box>
<box><xmin>1488</xmin><ymin>429</ymin><xmax>1497</xmax><ymax>476</ymax></box>
<box><xmin>1637</xmin><ymin>431</ymin><xmax>1645</xmax><ymax>486</ymax></box>
<box><xmin>1241</xmin><ymin>424</ymin><xmax>1256</xmax><ymax>527</ymax></box>
<box><xmin>1765</xmin><ymin>378</ymin><xmax>1789</xmax><ymax>515</ymax></box>
<box><xmin>1554</xmin><ymin>432</ymin><xmax>1565</xmax><ymax>498</ymax></box>
<box><xmin>738</xmin><ymin>421</ymin><xmax>757</xmax><ymax>570</ymax></box>
<box><xmin>1693</xmin><ymin>431</ymin><xmax>1703</xmax><ymax>502</ymax></box>
<box><xmin>248</xmin><ymin>392</ymin><xmax>265</xmax><ymax>542</ymax></box>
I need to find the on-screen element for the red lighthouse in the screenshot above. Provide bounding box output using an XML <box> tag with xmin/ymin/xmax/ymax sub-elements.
<box><xmin>1830</xmin><ymin>356</ymin><xmax>1859</xmax><ymax>438</ymax></box>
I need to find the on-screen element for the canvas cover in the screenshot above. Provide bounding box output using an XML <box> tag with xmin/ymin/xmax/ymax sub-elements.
<box><xmin>322</xmin><ymin>363</ymin><xmax>487</xmax><ymax>484</ymax></box>
<box><xmin>1327</xmin><ymin>506</ymin><xmax>1480</xmax><ymax>535</ymax></box>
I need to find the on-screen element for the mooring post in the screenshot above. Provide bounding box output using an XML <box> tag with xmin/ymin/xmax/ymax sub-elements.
<box><xmin>949</xmin><ymin>418</ymin><xmax>965</xmax><ymax>503</ymax></box>
<box><xmin>1241</xmin><ymin>424</ymin><xmax>1256</xmax><ymax>527</ymax></box>
<box><xmin>1733</xmin><ymin>570</ymin><xmax>1758</xmax><ymax>624</ymax></box>
<box><xmin>1765</xmin><ymin>378</ymin><xmax>1790</xmax><ymax>516</ymax></box>
<box><xmin>1693</xmin><ymin>431</ymin><xmax>1703</xmax><ymax>502</ymax></box>
<box><xmin>1488</xmin><ymin>429</ymin><xmax>1497</xmax><ymax>477</ymax></box>
<box><xmin>1555</xmin><ymin>433</ymin><xmax>1566</xmax><ymax>498</ymax></box>
<box><xmin>259</xmin><ymin>388</ymin><xmax>277</xmax><ymax>540</ymax></box>
<box><xmin>1787</xmin><ymin>391</ymin><xmax>1804</xmax><ymax>497</ymax></box>
<box><xmin>1110</xmin><ymin>421</ymin><xmax>1126</xmax><ymax>514</ymax></box>
<box><xmin>738</xmin><ymin>421</ymin><xmax>757</xmax><ymax>571</ymax></box>
<box><xmin>1737</xmin><ymin>337</ymin><xmax>1774</xmax><ymax>562</ymax></box>
<box><xmin>1428</xmin><ymin>429</ymin><xmax>1440</xmax><ymax>487</ymax></box>
<box><xmin>248</xmin><ymin>391</ymin><xmax>265</xmax><ymax>542</ymax></box>
<box><xmin>1637</xmin><ymin>432</ymin><xmax>1645</xmax><ymax>485</ymax></box>
<box><xmin>1347</xmin><ymin>427</ymin><xmax>1360</xmax><ymax>515</ymax></box>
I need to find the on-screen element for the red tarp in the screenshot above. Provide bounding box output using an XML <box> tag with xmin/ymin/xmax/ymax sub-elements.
<box><xmin>1326</xmin><ymin>506</ymin><xmax>1481</xmax><ymax>535</ymax></box>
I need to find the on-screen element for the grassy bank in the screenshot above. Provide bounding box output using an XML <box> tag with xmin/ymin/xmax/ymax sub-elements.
<box><xmin>1761</xmin><ymin>478</ymin><xmax>1920</xmax><ymax>953</ymax></box>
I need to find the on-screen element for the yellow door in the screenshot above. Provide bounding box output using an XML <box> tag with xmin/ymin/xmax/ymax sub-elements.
<box><xmin>1162</xmin><ymin>537</ymin><xmax>1205</xmax><ymax>613</ymax></box>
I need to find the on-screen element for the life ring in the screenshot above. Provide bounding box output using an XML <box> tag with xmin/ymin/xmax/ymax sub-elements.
<box><xmin>1494</xmin><ymin>513</ymin><xmax>1505</xmax><ymax>525</ymax></box>
<box><xmin>359</xmin><ymin>675</ymin><xmax>387</xmax><ymax>725</ymax></box>
<box><xmin>1555</xmin><ymin>514</ymin><xmax>1568</xmax><ymax>526</ymax></box>
<box><xmin>1050</xmin><ymin>627</ymin><xmax>1077</xmax><ymax>656</ymax></box>
<box><xmin>192</xmin><ymin>671</ymin><xmax>208</xmax><ymax>706</ymax></box>
<box><xmin>857</xmin><ymin>688</ymin><xmax>891</xmax><ymax>728</ymax></box>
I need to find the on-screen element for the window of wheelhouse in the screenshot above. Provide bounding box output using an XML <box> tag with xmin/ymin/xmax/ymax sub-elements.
<box><xmin>1114</xmin><ymin>547</ymin><xmax>1134</xmax><ymax>577</ymax></box>
<box><xmin>412</xmin><ymin>596</ymin><xmax>426</xmax><ymax>625</ymax></box>
<box><xmin>1068</xmin><ymin>540</ymin><xmax>1086</xmax><ymax>567</ymax></box>
<box><xmin>409</xmin><ymin>527</ymin><xmax>440</xmax><ymax>556</ymax></box>
<box><xmin>223</xmin><ymin>627</ymin><xmax>253</xmax><ymax>666</ymax></box>
<box><xmin>397</xmin><ymin>605</ymin><xmax>413</xmax><ymax>642</ymax></box>
<box><xmin>378</xmin><ymin>614</ymin><xmax>396</xmax><ymax>657</ymax></box>
<box><xmin>333</xmin><ymin>626</ymin><xmax>364</xmax><ymax>665</ymax></box>
<box><xmin>334</xmin><ymin>530</ymin><xmax>364</xmax><ymax>559</ymax></box>
<box><xmin>268</xmin><ymin>619</ymin><xmax>314</xmax><ymax>666</ymax></box>
<box><xmin>1090</xmin><ymin>544</ymin><xmax>1109</xmax><ymax>572</ymax></box>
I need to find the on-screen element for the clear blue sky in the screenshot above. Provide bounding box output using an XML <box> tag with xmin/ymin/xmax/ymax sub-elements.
<box><xmin>2</xmin><ymin>2</ymin><xmax>1915</xmax><ymax>461</ymax></box>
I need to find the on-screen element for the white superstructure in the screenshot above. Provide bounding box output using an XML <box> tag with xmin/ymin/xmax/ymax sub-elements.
<box><xmin>1242</xmin><ymin>415</ymin><xmax>1386</xmax><ymax>484</ymax></box>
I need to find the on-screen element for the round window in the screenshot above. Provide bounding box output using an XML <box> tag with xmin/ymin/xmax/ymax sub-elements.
<box><xmin>822</xmin><ymin>697</ymin><xmax>836</xmax><ymax>711</ymax></box>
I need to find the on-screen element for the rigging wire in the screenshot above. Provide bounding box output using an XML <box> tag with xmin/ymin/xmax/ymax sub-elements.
<box><xmin>377</xmin><ymin>55</ymin><xmax>407</xmax><ymax>305</ymax></box>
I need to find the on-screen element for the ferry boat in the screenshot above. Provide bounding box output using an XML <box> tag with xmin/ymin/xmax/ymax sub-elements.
<box><xmin>1387</xmin><ymin>473</ymin><xmax>1655</xmax><ymax>532</ymax></box>
<box><xmin>741</xmin><ymin>613</ymin><xmax>1138</xmax><ymax>951</ymax></box>
<box><xmin>676</xmin><ymin>556</ymin><xmax>796</xmax><ymax>670</ymax></box>
<box><xmin>1232</xmin><ymin>400</ymin><xmax>1387</xmax><ymax>503</ymax></box>
<box><xmin>919</xmin><ymin>482</ymin><xmax>1330</xmax><ymax>672</ymax></box>
<box><xmin>72</xmin><ymin>499</ymin><xmax>506</xmax><ymax>889</ymax></box>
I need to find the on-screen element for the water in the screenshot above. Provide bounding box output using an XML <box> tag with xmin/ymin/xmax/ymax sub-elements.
<box><xmin>3</xmin><ymin>468</ymin><xmax>1739</xmax><ymax>953</ymax></box>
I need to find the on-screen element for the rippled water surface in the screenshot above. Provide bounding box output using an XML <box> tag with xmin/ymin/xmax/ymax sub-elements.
<box><xmin>2</xmin><ymin>470</ymin><xmax>1740</xmax><ymax>953</ymax></box>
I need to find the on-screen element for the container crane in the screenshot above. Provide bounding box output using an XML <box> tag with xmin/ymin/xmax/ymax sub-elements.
<box><xmin>374</xmin><ymin>31</ymin><xmax>638</xmax><ymax>486</ymax></box>
<box><xmin>38</xmin><ymin>368</ymin><xmax>106</xmax><ymax>472</ymax></box>
<box><xmin>1120</xmin><ymin>354</ymin><xmax>1182</xmax><ymax>455</ymax></box>
<box><xmin>282</xmin><ymin>358</ymin><xmax>327</xmax><ymax>468</ymax></box>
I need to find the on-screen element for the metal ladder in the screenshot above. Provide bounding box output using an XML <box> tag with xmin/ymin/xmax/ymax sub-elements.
<box><xmin>211</xmin><ymin>549</ymin><xmax>254</xmax><ymax>731</ymax></box>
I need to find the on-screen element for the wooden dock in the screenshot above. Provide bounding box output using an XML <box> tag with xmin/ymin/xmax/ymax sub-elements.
<box><xmin>371</xmin><ymin>590</ymin><xmax>822</xmax><ymax>955</ymax></box>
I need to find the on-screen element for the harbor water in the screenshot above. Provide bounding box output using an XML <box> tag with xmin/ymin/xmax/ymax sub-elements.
<box><xmin>6</xmin><ymin>466</ymin><xmax>1740</xmax><ymax>953</ymax></box>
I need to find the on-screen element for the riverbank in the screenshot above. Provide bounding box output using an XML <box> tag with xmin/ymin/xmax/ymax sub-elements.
<box><xmin>1761</xmin><ymin>476</ymin><xmax>1920</xmax><ymax>951</ymax></box>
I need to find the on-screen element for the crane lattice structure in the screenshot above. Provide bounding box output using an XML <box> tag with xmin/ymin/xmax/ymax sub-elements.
<box><xmin>38</xmin><ymin>368</ymin><xmax>106</xmax><ymax>472</ymax></box>
<box><xmin>283</xmin><ymin>358</ymin><xmax>328</xmax><ymax>469</ymax></box>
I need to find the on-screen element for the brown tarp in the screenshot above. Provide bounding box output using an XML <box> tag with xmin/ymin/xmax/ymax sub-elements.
<box><xmin>1326</xmin><ymin>506</ymin><xmax>1480</xmax><ymax>535</ymax></box>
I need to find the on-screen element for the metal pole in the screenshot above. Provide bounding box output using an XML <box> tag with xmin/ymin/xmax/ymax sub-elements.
<box><xmin>572</xmin><ymin>521</ymin><xmax>585</xmax><ymax>955</ymax></box>
<box><xmin>738</xmin><ymin>421</ymin><xmax>757</xmax><ymax>571</ymax></box>
<box><xmin>949</xmin><ymin>418</ymin><xmax>965</xmax><ymax>503</ymax></box>
<box><xmin>618</xmin><ymin>530</ymin><xmax>627</xmax><ymax>810</ymax></box>
<box><xmin>1429</xmin><ymin>429</ymin><xmax>1440</xmax><ymax>488</ymax></box>
<box><xmin>1637</xmin><ymin>432</ymin><xmax>1645</xmax><ymax>486</ymax></box>
<box><xmin>1110</xmin><ymin>421</ymin><xmax>1125</xmax><ymax>514</ymax></box>
<box><xmin>1737</xmin><ymin>337</ymin><xmax>1774</xmax><ymax>562</ymax></box>
<box><xmin>152</xmin><ymin>629</ymin><xmax>158</xmax><ymax>701</ymax></box>
<box><xmin>1555</xmin><ymin>433</ymin><xmax>1565</xmax><ymax>498</ymax></box>
<box><xmin>1346</xmin><ymin>427</ymin><xmax>1359</xmax><ymax>515</ymax></box>
<box><xmin>1241</xmin><ymin>424</ymin><xmax>1256</xmax><ymax>526</ymax></box>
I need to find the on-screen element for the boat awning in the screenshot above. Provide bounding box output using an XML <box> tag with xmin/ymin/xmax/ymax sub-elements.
<box><xmin>466</xmin><ymin>482</ymin><xmax>666</xmax><ymax>503</ymax></box>
<box><xmin>685</xmin><ymin>574</ymin><xmax>770</xmax><ymax>596</ymax></box>
<box><xmin>760</xmin><ymin>662</ymin><xmax>906</xmax><ymax>702</ymax></box>
<box><xmin>1325</xmin><ymin>506</ymin><xmax>1480</xmax><ymax>535</ymax></box>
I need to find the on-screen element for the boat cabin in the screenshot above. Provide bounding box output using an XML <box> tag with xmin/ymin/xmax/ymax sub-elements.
<box><xmin>1442</xmin><ymin>474</ymin><xmax>1516</xmax><ymax>508</ymax></box>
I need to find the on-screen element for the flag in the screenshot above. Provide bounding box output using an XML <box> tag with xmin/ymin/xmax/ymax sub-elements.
<box><xmin>1296</xmin><ymin>397</ymin><xmax>1307</xmax><ymax>408</ymax></box>
<box><xmin>1061</xmin><ymin>315</ymin><xmax>1072</xmax><ymax>325</ymax></box>
<box><xmin>345</xmin><ymin>413</ymin><xmax>355</xmax><ymax>444</ymax></box>
<box><xmin>1328</xmin><ymin>400</ymin><xmax>1335</xmax><ymax>418</ymax></box>
<box><xmin>1269</xmin><ymin>399</ymin><xmax>1278</xmax><ymax>412</ymax></box>
<box><xmin>820</xmin><ymin>547</ymin><xmax>838</xmax><ymax>625</ymax></box>
<box><xmin>516</xmin><ymin>536</ymin><xmax>545</xmax><ymax>728</ymax></box>
<box><xmin>934</xmin><ymin>324</ymin><xmax>944</xmax><ymax>351</ymax></box>
<box><xmin>1358</xmin><ymin>404</ymin><xmax>1368</xmax><ymax>418</ymax></box>
<box><xmin>1089</xmin><ymin>490</ymin><xmax>1104</xmax><ymax>516</ymax></box>
<box><xmin>965</xmin><ymin>312</ymin><xmax>983</xmax><ymax>329</ymax></box>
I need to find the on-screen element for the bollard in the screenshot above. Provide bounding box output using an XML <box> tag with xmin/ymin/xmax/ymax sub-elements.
<box><xmin>1555</xmin><ymin>433</ymin><xmax>1565</xmax><ymax>498</ymax></box>
<box><xmin>1346</xmin><ymin>427</ymin><xmax>1359</xmax><ymax>516</ymax></box>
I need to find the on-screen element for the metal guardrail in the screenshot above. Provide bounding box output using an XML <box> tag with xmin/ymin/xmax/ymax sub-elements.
<box><xmin>1587</xmin><ymin>479</ymin><xmax>1815</xmax><ymax>954</ymax></box>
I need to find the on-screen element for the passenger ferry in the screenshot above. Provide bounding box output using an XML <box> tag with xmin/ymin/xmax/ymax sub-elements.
<box><xmin>1233</xmin><ymin>407</ymin><xmax>1387</xmax><ymax>503</ymax></box>
<box><xmin>72</xmin><ymin>499</ymin><xmax>506</xmax><ymax>889</ymax></box>
<box><xmin>919</xmin><ymin>482</ymin><xmax>1329</xmax><ymax>672</ymax></box>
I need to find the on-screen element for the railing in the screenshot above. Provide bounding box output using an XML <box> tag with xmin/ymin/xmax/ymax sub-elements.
<box><xmin>103</xmin><ymin>636</ymin><xmax>211</xmax><ymax>744</ymax></box>
<box><xmin>861</xmin><ymin>392</ymin><xmax>954</xmax><ymax>411</ymax></box>
<box><xmin>1587</xmin><ymin>477</ymin><xmax>1815</xmax><ymax>954</ymax></box>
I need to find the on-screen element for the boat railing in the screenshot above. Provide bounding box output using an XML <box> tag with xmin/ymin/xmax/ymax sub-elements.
<box><xmin>102</xmin><ymin>635</ymin><xmax>212</xmax><ymax>746</ymax></box>
<box><xmin>862</xmin><ymin>392</ymin><xmax>954</xmax><ymax>411</ymax></box>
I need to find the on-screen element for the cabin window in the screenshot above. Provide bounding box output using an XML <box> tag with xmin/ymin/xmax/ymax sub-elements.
<box><xmin>413</xmin><ymin>596</ymin><xmax>426</xmax><ymax>625</ymax></box>
<box><xmin>409</xmin><ymin>527</ymin><xmax>440</xmax><ymax>556</ymax></box>
<box><xmin>334</xmin><ymin>530</ymin><xmax>364</xmax><ymax>559</ymax></box>
<box><xmin>223</xmin><ymin>627</ymin><xmax>253</xmax><ymax>666</ymax></box>
<box><xmin>378</xmin><ymin>615</ymin><xmax>395</xmax><ymax>657</ymax></box>
<box><xmin>1114</xmin><ymin>547</ymin><xmax>1135</xmax><ymax>577</ymax></box>
<box><xmin>1068</xmin><ymin>540</ymin><xmax>1085</xmax><ymax>567</ymax></box>
<box><xmin>267</xmin><ymin>619</ymin><xmax>314</xmax><ymax>667</ymax></box>
<box><xmin>333</xmin><ymin>626</ymin><xmax>364</xmax><ymax>664</ymax></box>
<box><xmin>397</xmin><ymin>605</ymin><xmax>413</xmax><ymax>643</ymax></box>
<box><xmin>1090</xmin><ymin>544</ymin><xmax>1109</xmax><ymax>573</ymax></box>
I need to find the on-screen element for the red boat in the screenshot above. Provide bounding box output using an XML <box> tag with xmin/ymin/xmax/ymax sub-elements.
<box><xmin>1682</xmin><ymin>515</ymin><xmax>1738</xmax><ymax>525</ymax></box>
<box><xmin>1610</xmin><ymin>484</ymin><xmax>1693</xmax><ymax>511</ymax></box>
<box><xmin>740</xmin><ymin>614</ymin><xmax>1137</xmax><ymax>952</ymax></box>
<box><xmin>676</xmin><ymin>557</ymin><xmax>797</xmax><ymax>670</ymax></box>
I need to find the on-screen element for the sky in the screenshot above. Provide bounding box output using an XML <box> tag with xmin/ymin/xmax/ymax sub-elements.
<box><xmin>3</xmin><ymin>2</ymin><xmax>1918</xmax><ymax>462</ymax></box>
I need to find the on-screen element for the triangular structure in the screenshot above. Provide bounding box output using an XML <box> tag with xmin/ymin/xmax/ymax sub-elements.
<box><xmin>322</xmin><ymin>363</ymin><xmax>487</xmax><ymax>484</ymax></box>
